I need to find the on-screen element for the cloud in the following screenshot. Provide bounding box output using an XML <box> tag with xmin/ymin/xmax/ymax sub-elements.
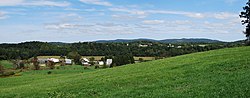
<box><xmin>0</xmin><ymin>0</ymin><xmax>70</xmax><ymax>7</ymax></box>
<box><xmin>44</xmin><ymin>22</ymin><xmax>134</xmax><ymax>35</ymax></box>
<box><xmin>0</xmin><ymin>11</ymin><xmax>7</xmax><ymax>19</ymax></box>
<box><xmin>79</xmin><ymin>0</ymin><xmax>112</xmax><ymax>6</ymax></box>
<box><xmin>142</xmin><ymin>20</ymin><xmax>165</xmax><ymax>25</ymax></box>
<box><xmin>224</xmin><ymin>0</ymin><xmax>239</xmax><ymax>4</ymax></box>
<box><xmin>0</xmin><ymin>0</ymin><xmax>23</xmax><ymax>6</ymax></box>
<box><xmin>45</xmin><ymin>23</ymin><xmax>80</xmax><ymax>30</ymax></box>
<box><xmin>213</xmin><ymin>12</ymin><xmax>238</xmax><ymax>19</ymax></box>
<box><xmin>112</xmin><ymin>14</ymin><xmax>145</xmax><ymax>20</ymax></box>
<box><xmin>24</xmin><ymin>1</ymin><xmax>70</xmax><ymax>7</ymax></box>
<box><xmin>110</xmin><ymin>8</ymin><xmax>147</xmax><ymax>16</ymax></box>
<box><xmin>109</xmin><ymin>8</ymin><xmax>205</xmax><ymax>19</ymax></box>
<box><xmin>147</xmin><ymin>10</ymin><xmax>205</xmax><ymax>19</ymax></box>
<box><xmin>109</xmin><ymin>8</ymin><xmax>237</xmax><ymax>20</ymax></box>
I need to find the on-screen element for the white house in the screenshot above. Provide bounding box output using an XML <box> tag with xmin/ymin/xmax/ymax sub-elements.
<box><xmin>98</xmin><ymin>61</ymin><xmax>104</xmax><ymax>65</ymax></box>
<box><xmin>48</xmin><ymin>58</ymin><xmax>60</xmax><ymax>63</ymax></box>
<box><xmin>198</xmin><ymin>45</ymin><xmax>206</xmax><ymax>47</ymax></box>
<box><xmin>139</xmin><ymin>44</ymin><xmax>148</xmax><ymax>47</ymax></box>
<box><xmin>177</xmin><ymin>46</ymin><xmax>182</xmax><ymax>48</ymax></box>
<box><xmin>106</xmin><ymin>59</ymin><xmax>113</xmax><ymax>65</ymax></box>
<box><xmin>65</xmin><ymin>59</ymin><xmax>72</xmax><ymax>65</ymax></box>
<box><xmin>81</xmin><ymin>58</ymin><xmax>90</xmax><ymax>66</ymax></box>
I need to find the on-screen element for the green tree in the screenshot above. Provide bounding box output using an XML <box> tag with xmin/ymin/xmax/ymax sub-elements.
<box><xmin>89</xmin><ymin>57</ymin><xmax>95</xmax><ymax>66</ymax></box>
<box><xmin>240</xmin><ymin>0</ymin><xmax>250</xmax><ymax>45</ymax></box>
<box><xmin>67</xmin><ymin>51</ymin><xmax>81</xmax><ymax>65</ymax></box>
<box><xmin>32</xmin><ymin>56</ymin><xmax>40</xmax><ymax>70</ymax></box>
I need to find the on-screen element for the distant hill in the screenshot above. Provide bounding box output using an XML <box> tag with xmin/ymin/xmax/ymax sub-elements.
<box><xmin>95</xmin><ymin>38</ymin><xmax>157</xmax><ymax>43</ymax></box>
<box><xmin>95</xmin><ymin>38</ymin><xmax>224</xmax><ymax>43</ymax></box>
<box><xmin>48</xmin><ymin>42</ymin><xmax>68</xmax><ymax>46</ymax></box>
<box><xmin>159</xmin><ymin>38</ymin><xmax>223</xmax><ymax>43</ymax></box>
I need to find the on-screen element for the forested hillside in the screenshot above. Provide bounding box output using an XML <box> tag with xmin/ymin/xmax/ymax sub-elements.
<box><xmin>0</xmin><ymin>40</ymin><xmax>244</xmax><ymax>60</ymax></box>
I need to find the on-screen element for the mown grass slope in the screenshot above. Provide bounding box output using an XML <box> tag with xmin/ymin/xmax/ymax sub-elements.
<box><xmin>0</xmin><ymin>60</ymin><xmax>13</xmax><ymax>69</ymax></box>
<box><xmin>0</xmin><ymin>46</ymin><xmax>250</xmax><ymax>98</ymax></box>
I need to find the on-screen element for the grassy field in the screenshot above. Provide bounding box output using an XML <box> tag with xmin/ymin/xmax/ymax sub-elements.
<box><xmin>37</xmin><ymin>56</ymin><xmax>155</xmax><ymax>61</ymax></box>
<box><xmin>1</xmin><ymin>46</ymin><xmax>250</xmax><ymax>97</ymax></box>
<box><xmin>0</xmin><ymin>60</ymin><xmax>13</xmax><ymax>69</ymax></box>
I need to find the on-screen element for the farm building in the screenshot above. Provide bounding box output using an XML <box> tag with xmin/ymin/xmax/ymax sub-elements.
<box><xmin>106</xmin><ymin>59</ymin><xmax>113</xmax><ymax>66</ymax></box>
<box><xmin>48</xmin><ymin>58</ymin><xmax>60</xmax><ymax>63</ymax></box>
<box><xmin>38</xmin><ymin>58</ymin><xmax>47</xmax><ymax>64</ymax></box>
<box><xmin>81</xmin><ymin>58</ymin><xmax>90</xmax><ymax>66</ymax></box>
<box><xmin>65</xmin><ymin>59</ymin><xmax>72</xmax><ymax>65</ymax></box>
<box><xmin>98</xmin><ymin>61</ymin><xmax>104</xmax><ymax>65</ymax></box>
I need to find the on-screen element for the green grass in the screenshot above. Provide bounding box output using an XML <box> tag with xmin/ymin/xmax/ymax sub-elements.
<box><xmin>1</xmin><ymin>46</ymin><xmax>250</xmax><ymax>97</ymax></box>
<box><xmin>0</xmin><ymin>60</ymin><xmax>13</xmax><ymax>69</ymax></box>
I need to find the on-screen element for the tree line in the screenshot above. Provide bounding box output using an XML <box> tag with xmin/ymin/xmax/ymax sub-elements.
<box><xmin>0</xmin><ymin>41</ymin><xmax>245</xmax><ymax>60</ymax></box>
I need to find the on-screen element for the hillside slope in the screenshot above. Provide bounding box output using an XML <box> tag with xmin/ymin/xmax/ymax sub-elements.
<box><xmin>0</xmin><ymin>47</ymin><xmax>250</xmax><ymax>97</ymax></box>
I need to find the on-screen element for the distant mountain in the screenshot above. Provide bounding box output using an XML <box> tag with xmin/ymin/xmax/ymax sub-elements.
<box><xmin>95</xmin><ymin>38</ymin><xmax>158</xmax><ymax>43</ymax></box>
<box><xmin>48</xmin><ymin>42</ymin><xmax>68</xmax><ymax>45</ymax></box>
<box><xmin>95</xmin><ymin>38</ymin><xmax>224</xmax><ymax>43</ymax></box>
<box><xmin>159</xmin><ymin>38</ymin><xmax>223</xmax><ymax>43</ymax></box>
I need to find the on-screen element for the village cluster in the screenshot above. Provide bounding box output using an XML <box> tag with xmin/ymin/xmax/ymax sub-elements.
<box><xmin>37</xmin><ymin>57</ymin><xmax>113</xmax><ymax>68</ymax></box>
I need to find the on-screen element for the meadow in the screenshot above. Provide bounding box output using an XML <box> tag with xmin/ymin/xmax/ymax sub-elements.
<box><xmin>0</xmin><ymin>46</ymin><xmax>250</xmax><ymax>97</ymax></box>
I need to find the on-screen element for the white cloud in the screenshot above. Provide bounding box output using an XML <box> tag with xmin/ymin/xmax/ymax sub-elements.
<box><xmin>0</xmin><ymin>0</ymin><xmax>70</xmax><ymax>7</ymax></box>
<box><xmin>109</xmin><ymin>8</ymin><xmax>147</xmax><ymax>16</ymax></box>
<box><xmin>24</xmin><ymin>1</ymin><xmax>70</xmax><ymax>7</ymax></box>
<box><xmin>112</xmin><ymin>14</ymin><xmax>145</xmax><ymax>20</ymax></box>
<box><xmin>0</xmin><ymin>0</ymin><xmax>23</xmax><ymax>6</ymax></box>
<box><xmin>110</xmin><ymin>8</ymin><xmax>205</xmax><ymax>19</ymax></box>
<box><xmin>147</xmin><ymin>10</ymin><xmax>205</xmax><ymax>18</ymax></box>
<box><xmin>79</xmin><ymin>0</ymin><xmax>112</xmax><ymax>6</ymax></box>
<box><xmin>142</xmin><ymin>20</ymin><xmax>165</xmax><ymax>25</ymax></box>
<box><xmin>44</xmin><ymin>22</ymin><xmax>134</xmax><ymax>35</ymax></box>
<box><xmin>45</xmin><ymin>23</ymin><xmax>80</xmax><ymax>30</ymax></box>
<box><xmin>110</xmin><ymin>8</ymin><xmax>237</xmax><ymax>20</ymax></box>
<box><xmin>224</xmin><ymin>0</ymin><xmax>238</xmax><ymax>4</ymax></box>
<box><xmin>0</xmin><ymin>11</ymin><xmax>7</xmax><ymax>19</ymax></box>
<box><xmin>213</xmin><ymin>12</ymin><xmax>238</xmax><ymax>19</ymax></box>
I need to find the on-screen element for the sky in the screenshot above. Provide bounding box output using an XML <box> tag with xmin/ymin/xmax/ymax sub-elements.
<box><xmin>0</xmin><ymin>0</ymin><xmax>247</xmax><ymax>43</ymax></box>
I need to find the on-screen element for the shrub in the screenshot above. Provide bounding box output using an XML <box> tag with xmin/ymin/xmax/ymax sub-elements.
<box><xmin>2</xmin><ymin>71</ymin><xmax>15</xmax><ymax>76</ymax></box>
<box><xmin>95</xmin><ymin>65</ymin><xmax>99</xmax><ymax>69</ymax></box>
<box><xmin>32</xmin><ymin>57</ymin><xmax>40</xmax><ymax>70</ymax></box>
<box><xmin>47</xmin><ymin>61</ymin><xmax>55</xmax><ymax>69</ymax></box>
<box><xmin>0</xmin><ymin>65</ymin><xmax>4</xmax><ymax>74</ymax></box>
<box><xmin>19</xmin><ymin>61</ymin><xmax>25</xmax><ymax>69</ymax></box>
<box><xmin>84</xmin><ymin>66</ymin><xmax>89</xmax><ymax>69</ymax></box>
<box><xmin>47</xmin><ymin>71</ymin><xmax>52</xmax><ymax>74</ymax></box>
<box><xmin>139</xmin><ymin>58</ymin><xmax>144</xmax><ymax>62</ymax></box>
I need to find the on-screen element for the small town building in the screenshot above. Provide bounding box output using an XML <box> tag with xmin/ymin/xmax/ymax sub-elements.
<box><xmin>81</xmin><ymin>58</ymin><xmax>90</xmax><ymax>66</ymax></box>
<box><xmin>106</xmin><ymin>59</ymin><xmax>113</xmax><ymax>66</ymax></box>
<box><xmin>65</xmin><ymin>59</ymin><xmax>72</xmax><ymax>65</ymax></box>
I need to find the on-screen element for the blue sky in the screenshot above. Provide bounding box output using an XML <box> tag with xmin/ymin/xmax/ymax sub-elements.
<box><xmin>0</xmin><ymin>0</ymin><xmax>247</xmax><ymax>43</ymax></box>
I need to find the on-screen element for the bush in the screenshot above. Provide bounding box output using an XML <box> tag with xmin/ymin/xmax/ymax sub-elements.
<box><xmin>47</xmin><ymin>71</ymin><xmax>52</xmax><ymax>74</ymax></box>
<box><xmin>95</xmin><ymin>65</ymin><xmax>99</xmax><ymax>69</ymax></box>
<box><xmin>0</xmin><ymin>65</ymin><xmax>4</xmax><ymax>74</ymax></box>
<box><xmin>2</xmin><ymin>71</ymin><xmax>15</xmax><ymax>76</ymax></box>
<box><xmin>32</xmin><ymin>57</ymin><xmax>40</xmax><ymax>70</ymax></box>
<box><xmin>47</xmin><ymin>61</ymin><xmax>55</xmax><ymax>69</ymax></box>
<box><xmin>139</xmin><ymin>58</ymin><xmax>144</xmax><ymax>62</ymax></box>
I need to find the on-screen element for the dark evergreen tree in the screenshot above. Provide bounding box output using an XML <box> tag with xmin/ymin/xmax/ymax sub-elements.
<box><xmin>240</xmin><ymin>0</ymin><xmax>250</xmax><ymax>45</ymax></box>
